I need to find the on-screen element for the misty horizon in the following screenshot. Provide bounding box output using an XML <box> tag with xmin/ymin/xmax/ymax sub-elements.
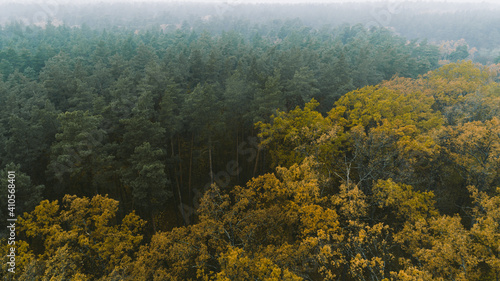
<box><xmin>3</xmin><ymin>0</ymin><xmax>500</xmax><ymax>3</ymax></box>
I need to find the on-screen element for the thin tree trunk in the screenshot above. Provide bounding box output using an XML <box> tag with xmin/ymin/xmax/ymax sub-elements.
<box><xmin>178</xmin><ymin>136</ymin><xmax>183</xmax><ymax>188</ymax></box>
<box><xmin>117</xmin><ymin>175</ymin><xmax>127</xmax><ymax>210</ymax></box>
<box><xmin>188</xmin><ymin>133</ymin><xmax>194</xmax><ymax>201</ymax></box>
<box><xmin>236</xmin><ymin>129</ymin><xmax>239</xmax><ymax>183</ymax></box>
<box><xmin>209</xmin><ymin>134</ymin><xmax>214</xmax><ymax>185</ymax></box>
<box><xmin>167</xmin><ymin>139</ymin><xmax>180</xmax><ymax>225</ymax></box>
<box><xmin>253</xmin><ymin>147</ymin><xmax>260</xmax><ymax>177</ymax></box>
<box><xmin>172</xmin><ymin>138</ymin><xmax>187</xmax><ymax>225</ymax></box>
<box><xmin>90</xmin><ymin>164</ymin><xmax>97</xmax><ymax>195</ymax></box>
<box><xmin>151</xmin><ymin>212</ymin><xmax>157</xmax><ymax>232</ymax></box>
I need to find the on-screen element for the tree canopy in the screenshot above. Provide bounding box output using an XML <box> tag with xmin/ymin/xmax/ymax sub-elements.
<box><xmin>1</xmin><ymin>15</ymin><xmax>500</xmax><ymax>281</ymax></box>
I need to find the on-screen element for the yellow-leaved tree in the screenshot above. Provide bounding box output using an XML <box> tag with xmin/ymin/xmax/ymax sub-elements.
<box><xmin>426</xmin><ymin>60</ymin><xmax>495</xmax><ymax>102</ymax></box>
<box><xmin>434</xmin><ymin>117</ymin><xmax>500</xmax><ymax>193</ymax></box>
<box><xmin>327</xmin><ymin>84</ymin><xmax>443</xmax><ymax>190</ymax></box>
<box><xmin>15</xmin><ymin>195</ymin><xmax>145</xmax><ymax>280</ymax></box>
<box><xmin>257</xmin><ymin>99</ymin><xmax>341</xmax><ymax>170</ymax></box>
<box><xmin>132</xmin><ymin>158</ymin><xmax>344</xmax><ymax>280</ymax></box>
<box><xmin>424</xmin><ymin>60</ymin><xmax>498</xmax><ymax>124</ymax></box>
<box><xmin>469</xmin><ymin>186</ymin><xmax>500</xmax><ymax>280</ymax></box>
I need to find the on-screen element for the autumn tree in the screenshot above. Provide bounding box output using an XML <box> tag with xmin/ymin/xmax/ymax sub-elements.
<box><xmin>327</xmin><ymin>84</ymin><xmax>443</xmax><ymax>189</ymax></box>
<box><xmin>469</xmin><ymin>186</ymin><xmax>500</xmax><ymax>280</ymax></box>
<box><xmin>433</xmin><ymin>118</ymin><xmax>500</xmax><ymax>193</ymax></box>
<box><xmin>425</xmin><ymin>60</ymin><xmax>496</xmax><ymax>118</ymax></box>
<box><xmin>132</xmin><ymin>159</ymin><xmax>343</xmax><ymax>280</ymax></box>
<box><xmin>16</xmin><ymin>195</ymin><xmax>145</xmax><ymax>280</ymax></box>
<box><xmin>257</xmin><ymin>99</ymin><xmax>340</xmax><ymax>170</ymax></box>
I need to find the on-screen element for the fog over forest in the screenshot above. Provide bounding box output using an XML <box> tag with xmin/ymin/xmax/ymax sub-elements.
<box><xmin>2</xmin><ymin>0</ymin><xmax>500</xmax><ymax>60</ymax></box>
<box><xmin>1</xmin><ymin>1</ymin><xmax>500</xmax><ymax>280</ymax></box>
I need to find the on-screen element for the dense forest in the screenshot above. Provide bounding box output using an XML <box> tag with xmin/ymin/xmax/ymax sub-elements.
<box><xmin>1</xmin><ymin>1</ymin><xmax>500</xmax><ymax>280</ymax></box>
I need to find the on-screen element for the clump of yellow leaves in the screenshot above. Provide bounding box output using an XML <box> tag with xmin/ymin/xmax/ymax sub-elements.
<box><xmin>15</xmin><ymin>195</ymin><xmax>145</xmax><ymax>280</ymax></box>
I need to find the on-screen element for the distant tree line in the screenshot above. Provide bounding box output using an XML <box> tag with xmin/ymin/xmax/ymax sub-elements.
<box><xmin>1</xmin><ymin>1</ymin><xmax>499</xmax><ymax>62</ymax></box>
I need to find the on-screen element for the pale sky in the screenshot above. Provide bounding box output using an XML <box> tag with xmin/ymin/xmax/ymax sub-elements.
<box><xmin>3</xmin><ymin>0</ymin><xmax>497</xmax><ymax>3</ymax></box>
